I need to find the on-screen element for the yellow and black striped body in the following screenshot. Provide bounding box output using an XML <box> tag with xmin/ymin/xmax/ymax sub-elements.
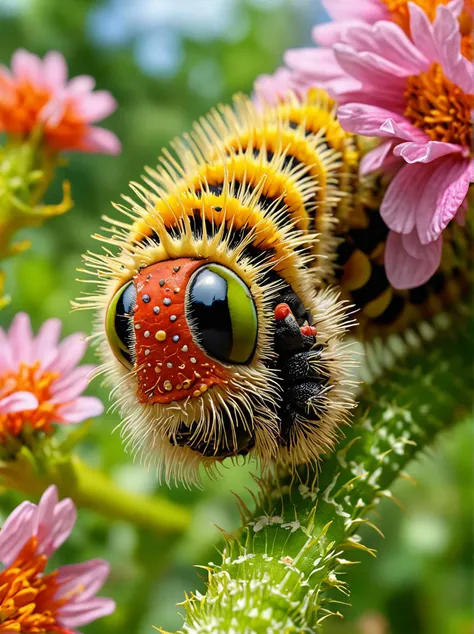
<box><xmin>82</xmin><ymin>90</ymin><xmax>472</xmax><ymax>484</ymax></box>
<box><xmin>131</xmin><ymin>89</ymin><xmax>470</xmax><ymax>339</ymax></box>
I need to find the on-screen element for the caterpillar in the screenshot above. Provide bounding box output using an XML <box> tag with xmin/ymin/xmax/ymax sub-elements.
<box><xmin>77</xmin><ymin>90</ymin><xmax>471</xmax><ymax>485</ymax></box>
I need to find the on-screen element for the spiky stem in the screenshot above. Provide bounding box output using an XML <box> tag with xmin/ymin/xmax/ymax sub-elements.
<box><xmin>175</xmin><ymin>314</ymin><xmax>473</xmax><ymax>633</ymax></box>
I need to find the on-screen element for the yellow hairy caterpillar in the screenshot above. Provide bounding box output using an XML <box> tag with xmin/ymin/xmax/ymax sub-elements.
<box><xmin>77</xmin><ymin>90</ymin><xmax>469</xmax><ymax>485</ymax></box>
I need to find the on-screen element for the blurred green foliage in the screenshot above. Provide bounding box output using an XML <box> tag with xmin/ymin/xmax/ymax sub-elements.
<box><xmin>0</xmin><ymin>1</ymin><xmax>471</xmax><ymax>633</ymax></box>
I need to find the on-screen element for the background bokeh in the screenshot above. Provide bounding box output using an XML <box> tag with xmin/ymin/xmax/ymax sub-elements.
<box><xmin>0</xmin><ymin>1</ymin><xmax>472</xmax><ymax>633</ymax></box>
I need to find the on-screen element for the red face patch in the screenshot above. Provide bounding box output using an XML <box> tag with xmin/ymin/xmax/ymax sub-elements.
<box><xmin>133</xmin><ymin>258</ymin><xmax>230</xmax><ymax>404</ymax></box>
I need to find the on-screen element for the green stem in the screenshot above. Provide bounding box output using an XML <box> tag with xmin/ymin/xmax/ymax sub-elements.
<box><xmin>0</xmin><ymin>135</ymin><xmax>71</xmax><ymax>262</ymax></box>
<box><xmin>1</xmin><ymin>454</ymin><xmax>191</xmax><ymax>536</ymax></box>
<box><xmin>175</xmin><ymin>314</ymin><xmax>473</xmax><ymax>633</ymax></box>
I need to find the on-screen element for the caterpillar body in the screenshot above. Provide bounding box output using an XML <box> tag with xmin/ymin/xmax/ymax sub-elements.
<box><xmin>79</xmin><ymin>90</ymin><xmax>470</xmax><ymax>485</ymax></box>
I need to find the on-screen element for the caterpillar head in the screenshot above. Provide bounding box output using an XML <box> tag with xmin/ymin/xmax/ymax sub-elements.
<box><xmin>86</xmin><ymin>211</ymin><xmax>355</xmax><ymax>486</ymax></box>
<box><xmin>106</xmin><ymin>257</ymin><xmax>262</xmax><ymax>462</ymax></box>
<box><xmin>79</xmin><ymin>94</ymin><xmax>357</xmax><ymax>485</ymax></box>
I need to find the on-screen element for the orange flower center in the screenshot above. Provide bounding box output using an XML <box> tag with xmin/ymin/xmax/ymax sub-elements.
<box><xmin>0</xmin><ymin>537</ymin><xmax>72</xmax><ymax>634</ymax></box>
<box><xmin>0</xmin><ymin>81</ymin><xmax>51</xmax><ymax>135</ymax></box>
<box><xmin>0</xmin><ymin>80</ymin><xmax>88</xmax><ymax>152</ymax></box>
<box><xmin>382</xmin><ymin>0</ymin><xmax>449</xmax><ymax>27</ymax></box>
<box><xmin>381</xmin><ymin>0</ymin><xmax>473</xmax><ymax>59</ymax></box>
<box><xmin>404</xmin><ymin>62</ymin><xmax>474</xmax><ymax>147</ymax></box>
<box><xmin>0</xmin><ymin>362</ymin><xmax>60</xmax><ymax>442</ymax></box>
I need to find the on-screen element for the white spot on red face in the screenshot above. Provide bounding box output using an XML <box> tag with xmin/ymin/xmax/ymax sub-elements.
<box><xmin>133</xmin><ymin>258</ymin><xmax>230</xmax><ymax>404</ymax></box>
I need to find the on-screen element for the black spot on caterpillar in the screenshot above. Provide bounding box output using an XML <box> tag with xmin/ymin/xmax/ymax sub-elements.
<box><xmin>77</xmin><ymin>90</ymin><xmax>471</xmax><ymax>485</ymax></box>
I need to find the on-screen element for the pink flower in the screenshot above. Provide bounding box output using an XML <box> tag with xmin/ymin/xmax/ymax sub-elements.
<box><xmin>0</xmin><ymin>313</ymin><xmax>104</xmax><ymax>442</ymax></box>
<box><xmin>253</xmin><ymin>67</ymin><xmax>297</xmax><ymax>105</ymax></box>
<box><xmin>282</xmin><ymin>0</ymin><xmax>389</xmax><ymax>96</ymax></box>
<box><xmin>279</xmin><ymin>1</ymin><xmax>468</xmax><ymax>98</ymax></box>
<box><xmin>0</xmin><ymin>486</ymin><xmax>115</xmax><ymax>633</ymax></box>
<box><xmin>254</xmin><ymin>1</ymin><xmax>472</xmax><ymax>288</ymax></box>
<box><xmin>335</xmin><ymin>2</ymin><xmax>473</xmax><ymax>288</ymax></box>
<box><xmin>0</xmin><ymin>49</ymin><xmax>121</xmax><ymax>154</ymax></box>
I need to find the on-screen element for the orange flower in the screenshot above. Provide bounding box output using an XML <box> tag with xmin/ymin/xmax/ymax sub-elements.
<box><xmin>0</xmin><ymin>49</ymin><xmax>120</xmax><ymax>154</ymax></box>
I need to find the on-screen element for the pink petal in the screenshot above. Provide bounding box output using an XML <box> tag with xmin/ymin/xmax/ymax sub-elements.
<box><xmin>33</xmin><ymin>317</ymin><xmax>62</xmax><ymax>365</ymax></box>
<box><xmin>58</xmin><ymin>597</ymin><xmax>116</xmax><ymax>628</ymax></box>
<box><xmin>381</xmin><ymin>162</ymin><xmax>435</xmax><ymax>234</ymax></box>
<box><xmin>0</xmin><ymin>392</ymin><xmax>38</xmax><ymax>414</ymax></box>
<box><xmin>11</xmin><ymin>49</ymin><xmax>42</xmax><ymax>85</ymax></box>
<box><xmin>328</xmin><ymin>75</ymin><xmax>398</xmax><ymax>108</ymax></box>
<box><xmin>447</xmin><ymin>0</ymin><xmax>464</xmax><ymax>17</ymax></box>
<box><xmin>342</xmin><ymin>21</ymin><xmax>428</xmax><ymax>73</ymax></box>
<box><xmin>284</xmin><ymin>47</ymin><xmax>344</xmax><ymax>81</ymax></box>
<box><xmin>409</xmin><ymin>3</ymin><xmax>438</xmax><ymax>62</ymax></box>
<box><xmin>73</xmin><ymin>91</ymin><xmax>117</xmax><ymax>123</ymax></box>
<box><xmin>42</xmin><ymin>498</ymin><xmax>77</xmax><ymax>557</ymax></box>
<box><xmin>36</xmin><ymin>486</ymin><xmax>76</xmax><ymax>557</ymax></box>
<box><xmin>56</xmin><ymin>559</ymin><xmax>110</xmax><ymax>601</ymax></box>
<box><xmin>43</xmin><ymin>51</ymin><xmax>68</xmax><ymax>91</ymax></box>
<box><xmin>79</xmin><ymin>126</ymin><xmax>122</xmax><ymax>155</ymax></box>
<box><xmin>8</xmin><ymin>313</ymin><xmax>34</xmax><ymax>366</ymax></box>
<box><xmin>379</xmin><ymin>118</ymin><xmax>426</xmax><ymax>142</ymax></box>
<box><xmin>0</xmin><ymin>501</ymin><xmax>36</xmax><ymax>566</ymax></box>
<box><xmin>322</xmin><ymin>0</ymin><xmax>388</xmax><ymax>22</ymax></box>
<box><xmin>35</xmin><ymin>485</ymin><xmax>58</xmax><ymax>542</ymax></box>
<box><xmin>334</xmin><ymin>43</ymin><xmax>411</xmax><ymax>84</ymax></box>
<box><xmin>385</xmin><ymin>230</ymin><xmax>442</xmax><ymax>289</ymax></box>
<box><xmin>416</xmin><ymin>156</ymin><xmax>471</xmax><ymax>244</ymax></box>
<box><xmin>67</xmin><ymin>75</ymin><xmax>96</xmax><ymax>95</ymax></box>
<box><xmin>434</xmin><ymin>5</ymin><xmax>473</xmax><ymax>93</ymax></box>
<box><xmin>0</xmin><ymin>328</ymin><xmax>13</xmax><ymax>372</ymax></box>
<box><xmin>337</xmin><ymin>103</ymin><xmax>410</xmax><ymax>137</ymax></box>
<box><xmin>57</xmin><ymin>396</ymin><xmax>104</xmax><ymax>424</ymax></box>
<box><xmin>312</xmin><ymin>20</ymin><xmax>365</xmax><ymax>47</ymax></box>
<box><xmin>253</xmin><ymin>67</ymin><xmax>294</xmax><ymax>106</ymax></box>
<box><xmin>50</xmin><ymin>365</ymin><xmax>96</xmax><ymax>403</ymax></box>
<box><xmin>360</xmin><ymin>141</ymin><xmax>401</xmax><ymax>176</ymax></box>
<box><xmin>46</xmin><ymin>332</ymin><xmax>88</xmax><ymax>373</ymax></box>
<box><xmin>394</xmin><ymin>140</ymin><xmax>465</xmax><ymax>164</ymax></box>
<box><xmin>40</xmin><ymin>97</ymin><xmax>66</xmax><ymax>127</ymax></box>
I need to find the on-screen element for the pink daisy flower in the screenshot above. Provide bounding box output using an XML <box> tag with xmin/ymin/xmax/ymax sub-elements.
<box><xmin>0</xmin><ymin>313</ymin><xmax>104</xmax><ymax>442</ymax></box>
<box><xmin>281</xmin><ymin>0</ymin><xmax>469</xmax><ymax>98</ymax></box>
<box><xmin>335</xmin><ymin>2</ymin><xmax>473</xmax><ymax>288</ymax></box>
<box><xmin>0</xmin><ymin>49</ymin><xmax>121</xmax><ymax>155</ymax></box>
<box><xmin>0</xmin><ymin>485</ymin><xmax>115</xmax><ymax>633</ymax></box>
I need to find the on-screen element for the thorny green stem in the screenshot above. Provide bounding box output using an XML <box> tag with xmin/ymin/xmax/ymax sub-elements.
<box><xmin>175</xmin><ymin>313</ymin><xmax>473</xmax><ymax>634</ymax></box>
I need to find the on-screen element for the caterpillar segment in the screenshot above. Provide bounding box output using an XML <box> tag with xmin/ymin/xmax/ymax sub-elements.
<box><xmin>77</xmin><ymin>90</ymin><xmax>469</xmax><ymax>484</ymax></box>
